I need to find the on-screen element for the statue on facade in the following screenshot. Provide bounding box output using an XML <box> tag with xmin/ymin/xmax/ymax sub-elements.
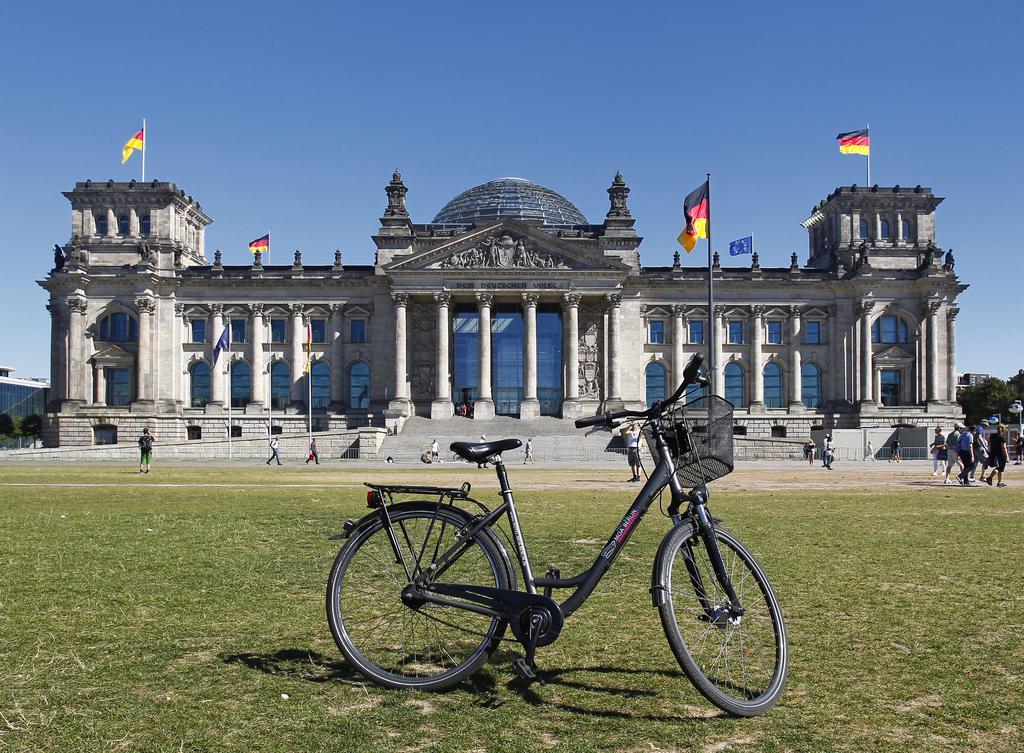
<box><xmin>606</xmin><ymin>171</ymin><xmax>631</xmax><ymax>218</ymax></box>
<box><xmin>174</xmin><ymin>247</ymin><xmax>184</xmax><ymax>267</ymax></box>
<box><xmin>944</xmin><ymin>248</ymin><xmax>955</xmax><ymax>272</ymax></box>
<box><xmin>856</xmin><ymin>241</ymin><xmax>869</xmax><ymax>267</ymax></box>
<box><xmin>137</xmin><ymin>240</ymin><xmax>156</xmax><ymax>265</ymax></box>
<box><xmin>293</xmin><ymin>249</ymin><xmax>303</xmax><ymax>267</ymax></box>
<box><xmin>53</xmin><ymin>243</ymin><xmax>65</xmax><ymax>270</ymax></box>
<box><xmin>384</xmin><ymin>169</ymin><xmax>409</xmax><ymax>217</ymax></box>
<box><xmin>434</xmin><ymin>234</ymin><xmax>573</xmax><ymax>270</ymax></box>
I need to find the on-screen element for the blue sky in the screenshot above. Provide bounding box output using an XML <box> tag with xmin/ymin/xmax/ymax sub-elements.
<box><xmin>1</xmin><ymin>1</ymin><xmax>1020</xmax><ymax>379</ymax></box>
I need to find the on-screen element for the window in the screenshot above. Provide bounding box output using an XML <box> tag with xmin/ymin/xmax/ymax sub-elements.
<box><xmin>859</xmin><ymin>219</ymin><xmax>869</xmax><ymax>239</ymax></box>
<box><xmin>230</xmin><ymin>425</ymin><xmax>242</xmax><ymax>438</ymax></box>
<box><xmin>310</xmin><ymin>361</ymin><xmax>331</xmax><ymax>408</ymax></box>
<box><xmin>771</xmin><ymin>426</ymin><xmax>787</xmax><ymax>438</ymax></box>
<box><xmin>106</xmin><ymin>368</ymin><xmax>131</xmax><ymax>406</ymax></box>
<box><xmin>189</xmin><ymin>362</ymin><xmax>211</xmax><ymax>407</ymax></box>
<box><xmin>190</xmin><ymin>319</ymin><xmax>206</xmax><ymax>343</ymax></box>
<box><xmin>763</xmin><ymin>362</ymin><xmax>784</xmax><ymax>408</ymax></box>
<box><xmin>350</xmin><ymin>319</ymin><xmax>367</xmax><ymax>344</ymax></box>
<box><xmin>645</xmin><ymin>362</ymin><xmax>667</xmax><ymax>408</ymax></box>
<box><xmin>96</xmin><ymin>213</ymin><xmax>108</xmax><ymax>235</ymax></box>
<box><xmin>270</xmin><ymin>361</ymin><xmax>290</xmax><ymax>409</ymax></box>
<box><xmin>93</xmin><ymin>424</ymin><xmax>117</xmax><ymax>445</ymax></box>
<box><xmin>98</xmin><ymin>312</ymin><xmax>138</xmax><ymax>343</ymax></box>
<box><xmin>186</xmin><ymin>426</ymin><xmax>202</xmax><ymax>440</ymax></box>
<box><xmin>118</xmin><ymin>215</ymin><xmax>130</xmax><ymax>235</ymax></box>
<box><xmin>880</xmin><ymin>369</ymin><xmax>901</xmax><ymax>407</ymax></box>
<box><xmin>230</xmin><ymin>362</ymin><xmax>251</xmax><ymax>408</ymax></box>
<box><xmin>801</xmin><ymin>362</ymin><xmax>822</xmax><ymax>410</ymax></box>
<box><xmin>766</xmin><ymin>321</ymin><xmax>783</xmax><ymax>345</ymax></box>
<box><xmin>728</xmin><ymin>320</ymin><xmax>743</xmax><ymax>344</ymax></box>
<box><xmin>141</xmin><ymin>215</ymin><xmax>151</xmax><ymax>236</ymax></box>
<box><xmin>349</xmin><ymin>362</ymin><xmax>370</xmax><ymax>409</ymax></box>
<box><xmin>688</xmin><ymin>321</ymin><xmax>704</xmax><ymax>344</ymax></box>
<box><xmin>724</xmin><ymin>362</ymin><xmax>746</xmax><ymax>408</ymax></box>
<box><xmin>733</xmin><ymin>425</ymin><xmax>748</xmax><ymax>436</ymax></box>
<box><xmin>880</xmin><ymin>219</ymin><xmax>890</xmax><ymax>239</ymax></box>
<box><xmin>901</xmin><ymin>219</ymin><xmax>911</xmax><ymax>240</ymax></box>
<box><xmin>804</xmin><ymin>321</ymin><xmax>821</xmax><ymax>344</ymax></box>
<box><xmin>871</xmin><ymin>315</ymin><xmax>909</xmax><ymax>344</ymax></box>
<box><xmin>230</xmin><ymin>318</ymin><xmax>247</xmax><ymax>344</ymax></box>
<box><xmin>271</xmin><ymin>319</ymin><xmax>286</xmax><ymax>343</ymax></box>
<box><xmin>310</xmin><ymin>318</ymin><xmax>327</xmax><ymax>344</ymax></box>
<box><xmin>648</xmin><ymin>320</ymin><xmax>665</xmax><ymax>344</ymax></box>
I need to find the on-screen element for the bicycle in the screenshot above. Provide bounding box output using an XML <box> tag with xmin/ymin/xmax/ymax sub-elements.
<box><xmin>325</xmin><ymin>353</ymin><xmax>788</xmax><ymax>716</ymax></box>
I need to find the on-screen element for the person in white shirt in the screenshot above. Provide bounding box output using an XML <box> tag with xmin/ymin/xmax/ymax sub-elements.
<box><xmin>430</xmin><ymin>439</ymin><xmax>440</xmax><ymax>462</ymax></box>
<box><xmin>622</xmin><ymin>422</ymin><xmax>642</xmax><ymax>482</ymax></box>
<box><xmin>524</xmin><ymin>438</ymin><xmax>535</xmax><ymax>464</ymax></box>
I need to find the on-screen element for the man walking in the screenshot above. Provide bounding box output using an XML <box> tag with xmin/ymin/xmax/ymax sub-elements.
<box><xmin>822</xmin><ymin>434</ymin><xmax>835</xmax><ymax>470</ymax></box>
<box><xmin>865</xmin><ymin>441</ymin><xmax>875</xmax><ymax>461</ymax></box>
<box><xmin>957</xmin><ymin>425</ymin><xmax>976</xmax><ymax>486</ymax></box>
<box><xmin>137</xmin><ymin>427</ymin><xmax>155</xmax><ymax>474</ymax></box>
<box><xmin>1016</xmin><ymin>433</ymin><xmax>1024</xmax><ymax>465</ymax></box>
<box><xmin>943</xmin><ymin>423</ymin><xmax>964</xmax><ymax>485</ymax></box>
<box><xmin>930</xmin><ymin>427</ymin><xmax>947</xmax><ymax>476</ymax></box>
<box><xmin>970</xmin><ymin>420</ymin><xmax>989</xmax><ymax>481</ymax></box>
<box><xmin>523</xmin><ymin>438</ymin><xmax>536</xmax><ymax>464</ymax></box>
<box><xmin>266</xmin><ymin>436</ymin><xmax>282</xmax><ymax>465</ymax></box>
<box><xmin>983</xmin><ymin>424</ymin><xmax>1009</xmax><ymax>487</ymax></box>
<box><xmin>306</xmin><ymin>437</ymin><xmax>320</xmax><ymax>465</ymax></box>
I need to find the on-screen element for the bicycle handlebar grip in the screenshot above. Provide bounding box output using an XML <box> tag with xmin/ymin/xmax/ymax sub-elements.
<box><xmin>575</xmin><ymin>413</ymin><xmax>609</xmax><ymax>429</ymax></box>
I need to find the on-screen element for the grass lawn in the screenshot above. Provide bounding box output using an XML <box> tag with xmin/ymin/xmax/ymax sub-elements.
<box><xmin>0</xmin><ymin>464</ymin><xmax>1021</xmax><ymax>752</ymax></box>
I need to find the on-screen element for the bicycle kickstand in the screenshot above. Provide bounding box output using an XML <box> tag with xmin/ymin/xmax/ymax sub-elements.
<box><xmin>512</xmin><ymin>611</ymin><xmax>546</xmax><ymax>685</ymax></box>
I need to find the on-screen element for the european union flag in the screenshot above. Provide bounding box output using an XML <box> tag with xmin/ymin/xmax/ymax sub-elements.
<box><xmin>729</xmin><ymin>236</ymin><xmax>753</xmax><ymax>256</ymax></box>
<box><xmin>213</xmin><ymin>325</ymin><xmax>231</xmax><ymax>365</ymax></box>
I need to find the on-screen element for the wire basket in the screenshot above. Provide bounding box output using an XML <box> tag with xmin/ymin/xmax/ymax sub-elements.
<box><xmin>643</xmin><ymin>395</ymin><xmax>735</xmax><ymax>487</ymax></box>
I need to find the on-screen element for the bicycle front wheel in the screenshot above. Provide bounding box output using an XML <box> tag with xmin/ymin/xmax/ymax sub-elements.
<box><xmin>655</xmin><ymin>523</ymin><xmax>788</xmax><ymax>716</ymax></box>
<box><xmin>326</xmin><ymin>505</ymin><xmax>511</xmax><ymax>690</ymax></box>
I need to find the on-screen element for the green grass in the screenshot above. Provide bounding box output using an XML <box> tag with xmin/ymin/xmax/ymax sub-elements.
<box><xmin>0</xmin><ymin>466</ymin><xmax>1021</xmax><ymax>752</ymax></box>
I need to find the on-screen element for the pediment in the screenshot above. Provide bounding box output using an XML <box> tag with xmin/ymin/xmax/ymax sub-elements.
<box><xmin>875</xmin><ymin>345</ymin><xmax>913</xmax><ymax>363</ymax></box>
<box><xmin>91</xmin><ymin>344</ymin><xmax>134</xmax><ymax>362</ymax></box>
<box><xmin>385</xmin><ymin>221</ymin><xmax>629</xmax><ymax>273</ymax></box>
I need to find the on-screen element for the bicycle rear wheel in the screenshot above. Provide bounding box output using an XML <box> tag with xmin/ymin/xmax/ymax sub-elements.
<box><xmin>326</xmin><ymin>504</ymin><xmax>511</xmax><ymax>690</ymax></box>
<box><xmin>655</xmin><ymin>523</ymin><xmax>788</xmax><ymax>716</ymax></box>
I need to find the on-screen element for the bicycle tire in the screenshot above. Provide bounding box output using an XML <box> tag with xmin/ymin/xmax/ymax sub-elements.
<box><xmin>654</xmin><ymin>523</ymin><xmax>788</xmax><ymax>716</ymax></box>
<box><xmin>326</xmin><ymin>504</ymin><xmax>511</xmax><ymax>690</ymax></box>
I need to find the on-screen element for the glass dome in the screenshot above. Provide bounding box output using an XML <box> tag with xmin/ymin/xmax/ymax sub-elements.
<box><xmin>432</xmin><ymin>178</ymin><xmax>588</xmax><ymax>226</ymax></box>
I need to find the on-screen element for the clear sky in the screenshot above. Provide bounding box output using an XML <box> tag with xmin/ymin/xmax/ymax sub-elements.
<box><xmin>1</xmin><ymin>1</ymin><xmax>1020</xmax><ymax>379</ymax></box>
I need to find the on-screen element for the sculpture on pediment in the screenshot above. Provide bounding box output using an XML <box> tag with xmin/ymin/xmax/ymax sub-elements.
<box><xmin>432</xmin><ymin>234</ymin><xmax>574</xmax><ymax>270</ymax></box>
<box><xmin>53</xmin><ymin>243</ymin><xmax>65</xmax><ymax>270</ymax></box>
<box><xmin>137</xmin><ymin>240</ymin><xmax>156</xmax><ymax>265</ymax></box>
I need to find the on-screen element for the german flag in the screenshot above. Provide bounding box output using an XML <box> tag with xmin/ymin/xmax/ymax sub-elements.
<box><xmin>249</xmin><ymin>234</ymin><xmax>270</xmax><ymax>254</ymax></box>
<box><xmin>677</xmin><ymin>180</ymin><xmax>709</xmax><ymax>253</ymax></box>
<box><xmin>837</xmin><ymin>128</ymin><xmax>870</xmax><ymax>156</ymax></box>
<box><xmin>121</xmin><ymin>128</ymin><xmax>144</xmax><ymax>164</ymax></box>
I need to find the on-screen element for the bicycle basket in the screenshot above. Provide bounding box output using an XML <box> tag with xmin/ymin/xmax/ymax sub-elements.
<box><xmin>643</xmin><ymin>395</ymin><xmax>735</xmax><ymax>487</ymax></box>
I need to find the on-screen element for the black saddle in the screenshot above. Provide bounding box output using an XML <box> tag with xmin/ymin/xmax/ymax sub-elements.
<box><xmin>450</xmin><ymin>438</ymin><xmax>522</xmax><ymax>464</ymax></box>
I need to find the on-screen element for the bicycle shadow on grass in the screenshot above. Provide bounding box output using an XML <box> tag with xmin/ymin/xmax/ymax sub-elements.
<box><xmin>221</xmin><ymin>648</ymin><xmax>365</xmax><ymax>685</ymax></box>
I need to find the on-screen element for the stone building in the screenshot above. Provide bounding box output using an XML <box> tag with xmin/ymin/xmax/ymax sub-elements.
<box><xmin>39</xmin><ymin>173</ymin><xmax>965</xmax><ymax>447</ymax></box>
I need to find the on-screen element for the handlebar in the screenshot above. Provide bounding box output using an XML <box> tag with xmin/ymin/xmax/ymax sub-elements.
<box><xmin>573</xmin><ymin>353</ymin><xmax>707</xmax><ymax>430</ymax></box>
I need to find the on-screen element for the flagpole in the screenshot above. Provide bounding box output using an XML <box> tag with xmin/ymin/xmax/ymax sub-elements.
<box><xmin>706</xmin><ymin>172</ymin><xmax>715</xmax><ymax>398</ymax></box>
<box><xmin>307</xmin><ymin>324</ymin><xmax>313</xmax><ymax>455</ymax></box>
<box><xmin>266</xmin><ymin>318</ymin><xmax>272</xmax><ymax>443</ymax></box>
<box><xmin>227</xmin><ymin>359</ymin><xmax>233</xmax><ymax>462</ymax></box>
<box><xmin>865</xmin><ymin>123</ymin><xmax>870</xmax><ymax>186</ymax></box>
<box><xmin>141</xmin><ymin>118</ymin><xmax>146</xmax><ymax>183</ymax></box>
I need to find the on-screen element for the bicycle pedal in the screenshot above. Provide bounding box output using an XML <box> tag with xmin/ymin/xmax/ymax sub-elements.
<box><xmin>512</xmin><ymin>657</ymin><xmax>538</xmax><ymax>682</ymax></box>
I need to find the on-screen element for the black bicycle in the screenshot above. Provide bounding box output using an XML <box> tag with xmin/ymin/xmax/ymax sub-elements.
<box><xmin>326</xmin><ymin>353</ymin><xmax>788</xmax><ymax>716</ymax></box>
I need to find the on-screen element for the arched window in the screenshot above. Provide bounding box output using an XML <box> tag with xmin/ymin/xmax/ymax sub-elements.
<box><xmin>310</xmin><ymin>361</ymin><xmax>331</xmax><ymax>409</ymax></box>
<box><xmin>763</xmin><ymin>362</ymin><xmax>784</xmax><ymax>408</ymax></box>
<box><xmin>98</xmin><ymin>312</ymin><xmax>138</xmax><ymax>342</ymax></box>
<box><xmin>349</xmin><ymin>362</ymin><xmax>370</xmax><ymax>410</ymax></box>
<box><xmin>230</xmin><ymin>362</ymin><xmax>251</xmax><ymax>408</ymax></box>
<box><xmin>900</xmin><ymin>219</ymin><xmax>910</xmax><ymax>240</ymax></box>
<box><xmin>871</xmin><ymin>314</ymin><xmax>910</xmax><ymax>344</ymax></box>
<box><xmin>801</xmin><ymin>362</ymin><xmax>822</xmax><ymax>410</ymax></box>
<box><xmin>859</xmin><ymin>219</ymin><xmax>869</xmax><ymax>239</ymax></box>
<box><xmin>724</xmin><ymin>362</ymin><xmax>746</xmax><ymax>408</ymax></box>
<box><xmin>190</xmin><ymin>362</ymin><xmax>211</xmax><ymax>407</ymax></box>
<box><xmin>95</xmin><ymin>213</ymin><xmax>108</xmax><ymax>236</ymax></box>
<box><xmin>141</xmin><ymin>215</ymin><xmax>151</xmax><ymax>236</ymax></box>
<box><xmin>270</xmin><ymin>361</ymin><xmax>290</xmax><ymax>409</ymax></box>
<box><xmin>118</xmin><ymin>215</ymin><xmax>130</xmax><ymax>235</ymax></box>
<box><xmin>880</xmin><ymin>219</ymin><xmax>890</xmax><ymax>239</ymax></box>
<box><xmin>645</xmin><ymin>362</ymin><xmax>667</xmax><ymax>408</ymax></box>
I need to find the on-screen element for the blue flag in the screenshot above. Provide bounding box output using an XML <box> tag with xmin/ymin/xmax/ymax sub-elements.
<box><xmin>729</xmin><ymin>236</ymin><xmax>753</xmax><ymax>256</ymax></box>
<box><xmin>213</xmin><ymin>325</ymin><xmax>231</xmax><ymax>365</ymax></box>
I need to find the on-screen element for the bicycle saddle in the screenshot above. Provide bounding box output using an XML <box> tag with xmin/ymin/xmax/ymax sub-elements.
<box><xmin>449</xmin><ymin>438</ymin><xmax>522</xmax><ymax>463</ymax></box>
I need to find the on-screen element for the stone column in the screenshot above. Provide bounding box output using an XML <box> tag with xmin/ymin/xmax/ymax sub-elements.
<box><xmin>560</xmin><ymin>293</ymin><xmax>582</xmax><ymax>418</ymax></box>
<box><xmin>749</xmin><ymin>305</ymin><xmax>764</xmax><ymax>410</ymax></box>
<box><xmin>390</xmin><ymin>293</ymin><xmax>410</xmax><ymax>411</ymax></box>
<box><xmin>47</xmin><ymin>301</ymin><xmax>66</xmax><ymax>407</ymax></box>
<box><xmin>106</xmin><ymin>209</ymin><xmax>117</xmax><ymax>237</ymax></box>
<box><xmin>65</xmin><ymin>296</ymin><xmax>89</xmax><ymax>404</ymax></box>
<box><xmin>289</xmin><ymin>304</ymin><xmax>306</xmax><ymax>407</ymax></box>
<box><xmin>520</xmin><ymin>293</ymin><xmax>541</xmax><ymax>419</ymax></box>
<box><xmin>129</xmin><ymin>208</ymin><xmax>140</xmax><ymax>237</ymax></box>
<box><xmin>249</xmin><ymin>304</ymin><xmax>265</xmax><ymax>407</ymax></box>
<box><xmin>475</xmin><ymin>292</ymin><xmax>495</xmax><ymax>420</ymax></box>
<box><xmin>857</xmin><ymin>301</ymin><xmax>875</xmax><ymax>407</ymax></box>
<box><xmin>210</xmin><ymin>304</ymin><xmax>226</xmax><ymax>408</ymax></box>
<box><xmin>134</xmin><ymin>296</ymin><xmax>156</xmax><ymax>406</ymax></box>
<box><xmin>606</xmin><ymin>293</ymin><xmax>622</xmax><ymax>403</ymax></box>
<box><xmin>430</xmin><ymin>292</ymin><xmax>453</xmax><ymax>419</ymax></box>
<box><xmin>93</xmin><ymin>364</ymin><xmax>106</xmax><ymax>405</ymax></box>
<box><xmin>712</xmin><ymin>306</ymin><xmax>725</xmax><ymax>398</ymax></box>
<box><xmin>946</xmin><ymin>307</ymin><xmax>959</xmax><ymax>403</ymax></box>
<box><xmin>330</xmin><ymin>304</ymin><xmax>345</xmax><ymax>409</ymax></box>
<box><xmin>788</xmin><ymin>305</ymin><xmax>803</xmax><ymax>410</ymax></box>
<box><xmin>925</xmin><ymin>301</ymin><xmax>940</xmax><ymax>404</ymax></box>
<box><xmin>671</xmin><ymin>304</ymin><xmax>685</xmax><ymax>391</ymax></box>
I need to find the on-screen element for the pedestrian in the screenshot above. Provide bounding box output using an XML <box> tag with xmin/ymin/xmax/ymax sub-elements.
<box><xmin>930</xmin><ymin>427</ymin><xmax>946</xmax><ymax>476</ymax></box>
<box><xmin>983</xmin><ymin>424</ymin><xmax>1009</xmax><ymax>487</ymax></box>
<box><xmin>137</xmin><ymin>427</ymin><xmax>154</xmax><ymax>474</ymax></box>
<box><xmin>385</xmin><ymin>455</ymin><xmax>395</xmax><ymax>464</ymax></box>
<box><xmin>621</xmin><ymin>421</ymin><xmax>642</xmax><ymax>482</ymax></box>
<box><xmin>803</xmin><ymin>439</ymin><xmax>815</xmax><ymax>466</ymax></box>
<box><xmin>865</xmin><ymin>441</ymin><xmax>875</xmax><ymax>461</ymax></box>
<box><xmin>306</xmin><ymin>437</ymin><xmax>320</xmax><ymax>465</ymax></box>
<box><xmin>524</xmin><ymin>438</ymin><xmax>535</xmax><ymax>464</ymax></box>
<box><xmin>266</xmin><ymin>436</ymin><xmax>282</xmax><ymax>465</ymax></box>
<box><xmin>957</xmin><ymin>425</ymin><xmax>976</xmax><ymax>486</ymax></box>
<box><xmin>822</xmin><ymin>434</ymin><xmax>835</xmax><ymax>470</ymax></box>
<box><xmin>430</xmin><ymin>438</ymin><xmax>440</xmax><ymax>462</ymax></box>
<box><xmin>1016</xmin><ymin>433</ymin><xmax>1024</xmax><ymax>465</ymax></box>
<box><xmin>971</xmin><ymin>419</ymin><xmax>990</xmax><ymax>481</ymax></box>
<box><xmin>943</xmin><ymin>423</ymin><xmax>964</xmax><ymax>485</ymax></box>
<box><xmin>889</xmin><ymin>436</ymin><xmax>902</xmax><ymax>463</ymax></box>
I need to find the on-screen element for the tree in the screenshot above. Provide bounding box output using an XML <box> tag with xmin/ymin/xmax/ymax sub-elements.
<box><xmin>0</xmin><ymin>413</ymin><xmax>12</xmax><ymax>437</ymax></box>
<box><xmin>21</xmin><ymin>415</ymin><xmax>42</xmax><ymax>440</ymax></box>
<box><xmin>1007</xmin><ymin>369</ymin><xmax>1024</xmax><ymax>397</ymax></box>
<box><xmin>958</xmin><ymin>377</ymin><xmax>1017</xmax><ymax>425</ymax></box>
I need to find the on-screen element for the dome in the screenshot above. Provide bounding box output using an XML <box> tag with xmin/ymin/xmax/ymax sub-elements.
<box><xmin>432</xmin><ymin>178</ymin><xmax>588</xmax><ymax>226</ymax></box>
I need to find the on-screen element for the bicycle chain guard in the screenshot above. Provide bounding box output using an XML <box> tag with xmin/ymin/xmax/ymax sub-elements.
<box><xmin>423</xmin><ymin>583</ymin><xmax>564</xmax><ymax>646</ymax></box>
